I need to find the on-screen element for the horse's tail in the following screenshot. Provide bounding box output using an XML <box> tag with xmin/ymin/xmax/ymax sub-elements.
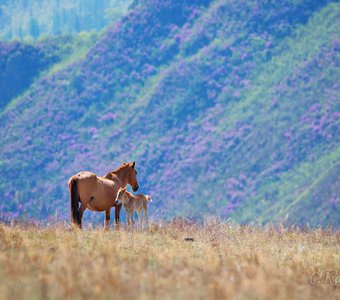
<box><xmin>145</xmin><ymin>195</ymin><xmax>152</xmax><ymax>202</ymax></box>
<box><xmin>69</xmin><ymin>176</ymin><xmax>81</xmax><ymax>227</ymax></box>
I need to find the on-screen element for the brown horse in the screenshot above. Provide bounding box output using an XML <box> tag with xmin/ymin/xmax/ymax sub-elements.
<box><xmin>68</xmin><ymin>162</ymin><xmax>139</xmax><ymax>229</ymax></box>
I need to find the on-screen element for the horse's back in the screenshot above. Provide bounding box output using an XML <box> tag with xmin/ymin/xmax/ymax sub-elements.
<box><xmin>69</xmin><ymin>171</ymin><xmax>97</xmax><ymax>183</ymax></box>
<box><xmin>75</xmin><ymin>171</ymin><xmax>97</xmax><ymax>180</ymax></box>
<box><xmin>69</xmin><ymin>171</ymin><xmax>97</xmax><ymax>198</ymax></box>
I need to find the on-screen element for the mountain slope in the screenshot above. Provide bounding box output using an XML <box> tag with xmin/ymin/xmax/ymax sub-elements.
<box><xmin>0</xmin><ymin>0</ymin><xmax>339</xmax><ymax>226</ymax></box>
<box><xmin>0</xmin><ymin>33</ymin><xmax>97</xmax><ymax>108</ymax></box>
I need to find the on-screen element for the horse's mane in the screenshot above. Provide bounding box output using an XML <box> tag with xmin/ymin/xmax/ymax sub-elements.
<box><xmin>103</xmin><ymin>164</ymin><xmax>129</xmax><ymax>178</ymax></box>
<box><xmin>112</xmin><ymin>164</ymin><xmax>130</xmax><ymax>174</ymax></box>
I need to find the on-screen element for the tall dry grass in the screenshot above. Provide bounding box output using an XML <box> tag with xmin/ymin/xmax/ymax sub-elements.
<box><xmin>0</xmin><ymin>220</ymin><xmax>339</xmax><ymax>300</ymax></box>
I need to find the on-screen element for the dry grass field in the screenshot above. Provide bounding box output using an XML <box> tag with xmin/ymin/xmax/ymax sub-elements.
<box><xmin>0</xmin><ymin>220</ymin><xmax>339</xmax><ymax>300</ymax></box>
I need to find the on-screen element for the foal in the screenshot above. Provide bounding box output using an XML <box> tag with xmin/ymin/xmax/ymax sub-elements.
<box><xmin>115</xmin><ymin>187</ymin><xmax>152</xmax><ymax>227</ymax></box>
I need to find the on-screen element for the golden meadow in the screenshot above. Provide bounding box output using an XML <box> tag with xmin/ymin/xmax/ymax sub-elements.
<box><xmin>0</xmin><ymin>221</ymin><xmax>339</xmax><ymax>299</ymax></box>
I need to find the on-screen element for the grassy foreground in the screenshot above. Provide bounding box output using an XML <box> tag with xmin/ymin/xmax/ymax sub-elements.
<box><xmin>0</xmin><ymin>221</ymin><xmax>339</xmax><ymax>300</ymax></box>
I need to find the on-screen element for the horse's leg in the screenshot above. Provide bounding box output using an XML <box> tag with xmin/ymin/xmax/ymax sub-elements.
<box><xmin>137</xmin><ymin>209</ymin><xmax>142</xmax><ymax>228</ymax></box>
<box><xmin>79</xmin><ymin>203</ymin><xmax>86</xmax><ymax>229</ymax></box>
<box><xmin>115</xmin><ymin>203</ymin><xmax>122</xmax><ymax>229</ymax></box>
<box><xmin>104</xmin><ymin>209</ymin><xmax>110</xmax><ymax>230</ymax></box>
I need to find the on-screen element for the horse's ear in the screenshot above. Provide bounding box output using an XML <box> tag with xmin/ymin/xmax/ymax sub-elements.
<box><xmin>132</xmin><ymin>161</ymin><xmax>135</xmax><ymax>168</ymax></box>
<box><xmin>122</xmin><ymin>161</ymin><xmax>126</xmax><ymax>165</ymax></box>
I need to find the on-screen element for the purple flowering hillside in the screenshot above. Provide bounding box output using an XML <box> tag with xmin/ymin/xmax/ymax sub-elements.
<box><xmin>0</xmin><ymin>41</ymin><xmax>58</xmax><ymax>107</ymax></box>
<box><xmin>0</xmin><ymin>0</ymin><xmax>339</xmax><ymax>226</ymax></box>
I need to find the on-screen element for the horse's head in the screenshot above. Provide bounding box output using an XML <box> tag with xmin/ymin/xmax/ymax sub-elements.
<box><xmin>115</xmin><ymin>187</ymin><xmax>127</xmax><ymax>205</ymax></box>
<box><xmin>125</xmin><ymin>161</ymin><xmax>139</xmax><ymax>192</ymax></box>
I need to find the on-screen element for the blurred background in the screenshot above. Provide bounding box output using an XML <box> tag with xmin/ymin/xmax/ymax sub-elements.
<box><xmin>0</xmin><ymin>0</ymin><xmax>339</xmax><ymax>226</ymax></box>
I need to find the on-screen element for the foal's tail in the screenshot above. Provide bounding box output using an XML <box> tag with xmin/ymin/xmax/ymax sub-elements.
<box><xmin>145</xmin><ymin>195</ymin><xmax>152</xmax><ymax>202</ymax></box>
<box><xmin>69</xmin><ymin>176</ymin><xmax>81</xmax><ymax>227</ymax></box>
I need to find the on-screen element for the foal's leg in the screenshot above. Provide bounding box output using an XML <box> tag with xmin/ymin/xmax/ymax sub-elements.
<box><xmin>130</xmin><ymin>211</ymin><xmax>135</xmax><ymax>226</ymax></box>
<box><xmin>137</xmin><ymin>209</ymin><xmax>142</xmax><ymax>228</ymax></box>
<box><xmin>104</xmin><ymin>209</ymin><xmax>110</xmax><ymax>230</ymax></box>
<box><xmin>144</xmin><ymin>207</ymin><xmax>149</xmax><ymax>227</ymax></box>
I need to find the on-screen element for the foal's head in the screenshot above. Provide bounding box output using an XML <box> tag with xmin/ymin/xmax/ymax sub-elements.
<box><xmin>115</xmin><ymin>187</ymin><xmax>128</xmax><ymax>205</ymax></box>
